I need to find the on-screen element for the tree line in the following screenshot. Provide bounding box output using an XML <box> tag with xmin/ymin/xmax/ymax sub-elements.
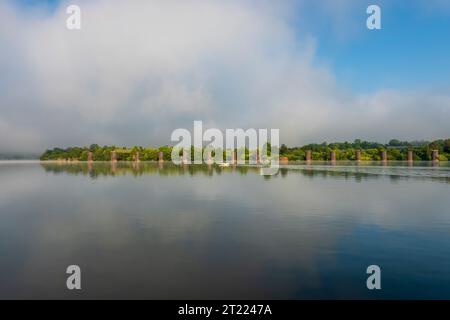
<box><xmin>40</xmin><ymin>144</ymin><xmax>173</xmax><ymax>161</ymax></box>
<box><xmin>40</xmin><ymin>139</ymin><xmax>450</xmax><ymax>161</ymax></box>
<box><xmin>280</xmin><ymin>139</ymin><xmax>450</xmax><ymax>161</ymax></box>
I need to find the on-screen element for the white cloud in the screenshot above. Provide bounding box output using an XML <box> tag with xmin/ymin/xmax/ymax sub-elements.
<box><xmin>0</xmin><ymin>0</ymin><xmax>449</xmax><ymax>153</ymax></box>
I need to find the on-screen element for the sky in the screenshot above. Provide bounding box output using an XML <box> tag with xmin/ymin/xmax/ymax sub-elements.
<box><xmin>1</xmin><ymin>0</ymin><xmax>449</xmax><ymax>153</ymax></box>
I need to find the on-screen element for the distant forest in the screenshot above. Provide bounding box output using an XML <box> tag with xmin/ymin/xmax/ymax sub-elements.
<box><xmin>0</xmin><ymin>153</ymin><xmax>39</xmax><ymax>160</ymax></box>
<box><xmin>39</xmin><ymin>139</ymin><xmax>450</xmax><ymax>162</ymax></box>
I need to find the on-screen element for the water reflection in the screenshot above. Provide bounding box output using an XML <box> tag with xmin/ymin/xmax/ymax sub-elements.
<box><xmin>0</xmin><ymin>161</ymin><xmax>449</xmax><ymax>299</ymax></box>
<box><xmin>41</xmin><ymin>161</ymin><xmax>252</xmax><ymax>178</ymax></box>
<box><xmin>40</xmin><ymin>161</ymin><xmax>450</xmax><ymax>183</ymax></box>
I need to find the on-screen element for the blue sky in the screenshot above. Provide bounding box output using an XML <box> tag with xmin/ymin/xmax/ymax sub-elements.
<box><xmin>309</xmin><ymin>2</ymin><xmax>450</xmax><ymax>92</ymax></box>
<box><xmin>1</xmin><ymin>0</ymin><xmax>449</xmax><ymax>152</ymax></box>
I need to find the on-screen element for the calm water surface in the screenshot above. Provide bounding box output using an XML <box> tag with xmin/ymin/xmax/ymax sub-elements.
<box><xmin>0</xmin><ymin>161</ymin><xmax>449</xmax><ymax>299</ymax></box>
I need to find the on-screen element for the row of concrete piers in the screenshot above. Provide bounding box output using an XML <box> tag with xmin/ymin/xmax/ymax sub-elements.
<box><xmin>181</xmin><ymin>150</ymin><xmax>261</xmax><ymax>165</ymax></box>
<box><xmin>87</xmin><ymin>151</ymin><xmax>165</xmax><ymax>163</ymax></box>
<box><xmin>303</xmin><ymin>149</ymin><xmax>439</xmax><ymax>163</ymax></box>
<box><xmin>86</xmin><ymin>149</ymin><xmax>440</xmax><ymax>163</ymax></box>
